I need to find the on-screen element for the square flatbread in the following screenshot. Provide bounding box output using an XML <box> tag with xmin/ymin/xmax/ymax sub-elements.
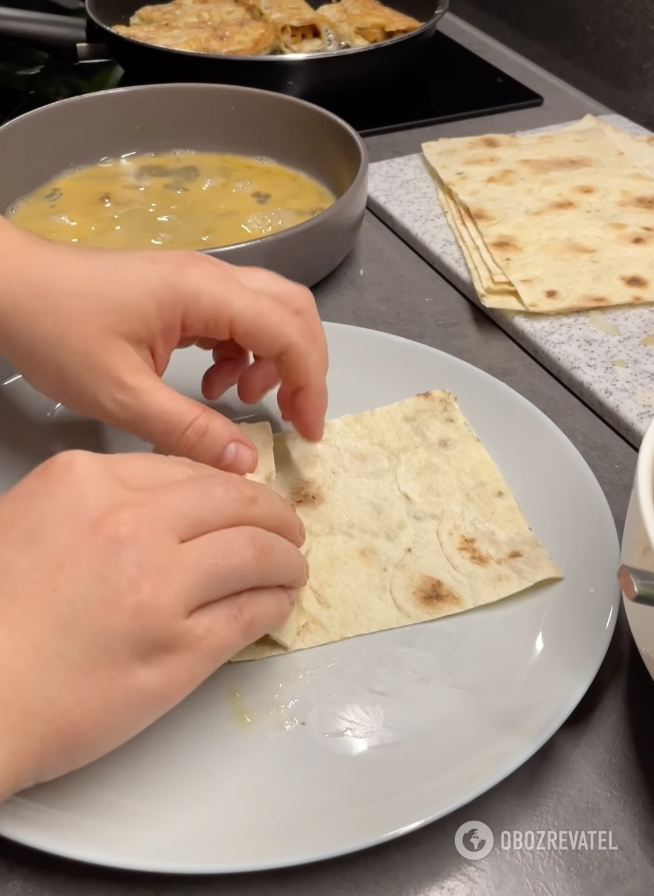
<box><xmin>423</xmin><ymin>115</ymin><xmax>654</xmax><ymax>314</ymax></box>
<box><xmin>232</xmin><ymin>391</ymin><xmax>561</xmax><ymax>661</ymax></box>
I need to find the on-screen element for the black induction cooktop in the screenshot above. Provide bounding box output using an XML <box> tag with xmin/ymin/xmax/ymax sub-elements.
<box><xmin>324</xmin><ymin>32</ymin><xmax>543</xmax><ymax>134</ymax></box>
<box><xmin>0</xmin><ymin>24</ymin><xmax>542</xmax><ymax>134</ymax></box>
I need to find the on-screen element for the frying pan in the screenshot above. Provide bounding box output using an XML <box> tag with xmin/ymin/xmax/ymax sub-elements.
<box><xmin>0</xmin><ymin>82</ymin><xmax>368</xmax><ymax>285</ymax></box>
<box><xmin>0</xmin><ymin>0</ymin><xmax>448</xmax><ymax>102</ymax></box>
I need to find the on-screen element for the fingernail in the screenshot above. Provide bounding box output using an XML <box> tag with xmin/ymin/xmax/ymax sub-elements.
<box><xmin>285</xmin><ymin>588</ymin><xmax>299</xmax><ymax>605</ymax></box>
<box><xmin>220</xmin><ymin>441</ymin><xmax>256</xmax><ymax>473</ymax></box>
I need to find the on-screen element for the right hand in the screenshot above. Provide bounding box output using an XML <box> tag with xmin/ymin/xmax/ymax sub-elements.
<box><xmin>0</xmin><ymin>450</ymin><xmax>307</xmax><ymax>800</ymax></box>
<box><xmin>0</xmin><ymin>219</ymin><xmax>328</xmax><ymax>473</ymax></box>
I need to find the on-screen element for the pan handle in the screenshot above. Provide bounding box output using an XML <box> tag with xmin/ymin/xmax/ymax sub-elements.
<box><xmin>46</xmin><ymin>0</ymin><xmax>86</xmax><ymax>10</ymax></box>
<box><xmin>0</xmin><ymin>6</ymin><xmax>88</xmax><ymax>46</ymax></box>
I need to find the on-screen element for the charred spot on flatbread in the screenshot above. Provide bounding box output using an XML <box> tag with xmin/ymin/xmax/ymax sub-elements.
<box><xmin>457</xmin><ymin>535</ymin><xmax>491</xmax><ymax>567</ymax></box>
<box><xmin>623</xmin><ymin>194</ymin><xmax>654</xmax><ymax>210</ymax></box>
<box><xmin>490</xmin><ymin>236</ymin><xmax>521</xmax><ymax>254</ymax></box>
<box><xmin>289</xmin><ymin>478</ymin><xmax>324</xmax><ymax>509</ymax></box>
<box><xmin>414</xmin><ymin>575</ymin><xmax>461</xmax><ymax>608</ymax></box>
<box><xmin>520</xmin><ymin>155</ymin><xmax>594</xmax><ymax>174</ymax></box>
<box><xmin>534</xmin><ymin>199</ymin><xmax>577</xmax><ymax>215</ymax></box>
<box><xmin>464</xmin><ymin>154</ymin><xmax>501</xmax><ymax>167</ymax></box>
<box><xmin>357</xmin><ymin>546</ymin><xmax>376</xmax><ymax>564</ymax></box>
<box><xmin>469</xmin><ymin>206</ymin><xmax>493</xmax><ymax>223</ymax></box>
<box><xmin>564</xmin><ymin>242</ymin><xmax>596</xmax><ymax>255</ymax></box>
<box><xmin>622</xmin><ymin>275</ymin><xmax>649</xmax><ymax>288</ymax></box>
<box><xmin>584</xmin><ymin>295</ymin><xmax>611</xmax><ymax>306</ymax></box>
<box><xmin>484</xmin><ymin>169</ymin><xmax>519</xmax><ymax>186</ymax></box>
<box><xmin>476</xmin><ymin>136</ymin><xmax>503</xmax><ymax>149</ymax></box>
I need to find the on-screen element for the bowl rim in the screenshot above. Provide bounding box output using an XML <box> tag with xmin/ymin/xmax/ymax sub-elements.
<box><xmin>0</xmin><ymin>82</ymin><xmax>369</xmax><ymax>257</ymax></box>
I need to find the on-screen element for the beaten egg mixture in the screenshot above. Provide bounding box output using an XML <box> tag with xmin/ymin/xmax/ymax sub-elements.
<box><xmin>7</xmin><ymin>151</ymin><xmax>335</xmax><ymax>250</ymax></box>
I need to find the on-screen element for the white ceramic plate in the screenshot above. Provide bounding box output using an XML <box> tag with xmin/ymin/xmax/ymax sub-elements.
<box><xmin>0</xmin><ymin>323</ymin><xmax>619</xmax><ymax>873</ymax></box>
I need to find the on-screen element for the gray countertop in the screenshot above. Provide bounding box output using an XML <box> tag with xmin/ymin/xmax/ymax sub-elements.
<box><xmin>1</xmin><ymin>14</ymin><xmax>653</xmax><ymax>896</ymax></box>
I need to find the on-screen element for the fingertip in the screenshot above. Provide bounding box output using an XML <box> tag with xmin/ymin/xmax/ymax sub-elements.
<box><xmin>291</xmin><ymin>512</ymin><xmax>306</xmax><ymax>547</ymax></box>
<box><xmin>294</xmin><ymin>386</ymin><xmax>327</xmax><ymax>441</ymax></box>
<box><xmin>219</xmin><ymin>440</ymin><xmax>258</xmax><ymax>474</ymax></box>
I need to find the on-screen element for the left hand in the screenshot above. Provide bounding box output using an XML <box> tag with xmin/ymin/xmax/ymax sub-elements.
<box><xmin>0</xmin><ymin>222</ymin><xmax>328</xmax><ymax>473</ymax></box>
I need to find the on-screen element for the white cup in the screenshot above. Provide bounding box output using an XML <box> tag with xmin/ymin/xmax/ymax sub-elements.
<box><xmin>622</xmin><ymin>418</ymin><xmax>654</xmax><ymax>680</ymax></box>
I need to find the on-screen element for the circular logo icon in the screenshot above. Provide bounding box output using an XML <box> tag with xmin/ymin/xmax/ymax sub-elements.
<box><xmin>454</xmin><ymin>821</ymin><xmax>494</xmax><ymax>860</ymax></box>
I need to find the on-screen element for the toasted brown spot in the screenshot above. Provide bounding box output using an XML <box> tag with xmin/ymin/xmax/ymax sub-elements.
<box><xmin>357</xmin><ymin>547</ymin><xmax>376</xmax><ymax>564</ymax></box>
<box><xmin>414</xmin><ymin>575</ymin><xmax>461</xmax><ymax>608</ymax></box>
<box><xmin>490</xmin><ymin>237</ymin><xmax>521</xmax><ymax>253</ymax></box>
<box><xmin>289</xmin><ymin>478</ymin><xmax>324</xmax><ymax>509</ymax></box>
<box><xmin>565</xmin><ymin>242</ymin><xmax>596</xmax><ymax>255</ymax></box>
<box><xmin>476</xmin><ymin>136</ymin><xmax>502</xmax><ymax>149</ymax></box>
<box><xmin>310</xmin><ymin>589</ymin><xmax>328</xmax><ymax>609</ymax></box>
<box><xmin>521</xmin><ymin>156</ymin><xmax>594</xmax><ymax>174</ymax></box>
<box><xmin>484</xmin><ymin>168</ymin><xmax>519</xmax><ymax>186</ymax></box>
<box><xmin>622</xmin><ymin>275</ymin><xmax>649</xmax><ymax>289</ymax></box>
<box><xmin>545</xmin><ymin>289</ymin><xmax>558</xmax><ymax>299</ymax></box>
<box><xmin>507</xmin><ymin>549</ymin><xmax>523</xmax><ymax>560</ymax></box>
<box><xmin>585</xmin><ymin>296</ymin><xmax>611</xmax><ymax>306</ymax></box>
<box><xmin>633</xmin><ymin>236</ymin><xmax>646</xmax><ymax>244</ymax></box>
<box><xmin>469</xmin><ymin>206</ymin><xmax>492</xmax><ymax>223</ymax></box>
<box><xmin>458</xmin><ymin>535</ymin><xmax>491</xmax><ymax>567</ymax></box>
<box><xmin>534</xmin><ymin>199</ymin><xmax>577</xmax><ymax>214</ymax></box>
<box><xmin>624</xmin><ymin>195</ymin><xmax>654</xmax><ymax>210</ymax></box>
<box><xmin>608</xmin><ymin>222</ymin><xmax>628</xmax><ymax>230</ymax></box>
<box><xmin>496</xmin><ymin>490</ymin><xmax>505</xmax><ymax>498</ymax></box>
<box><xmin>520</xmin><ymin>278</ymin><xmax>533</xmax><ymax>284</ymax></box>
<box><xmin>632</xmin><ymin>296</ymin><xmax>646</xmax><ymax>304</ymax></box>
<box><xmin>465</xmin><ymin>154</ymin><xmax>501</xmax><ymax>167</ymax></box>
<box><xmin>552</xmin><ymin>199</ymin><xmax>576</xmax><ymax>210</ymax></box>
<box><xmin>417</xmin><ymin>390</ymin><xmax>434</xmax><ymax>399</ymax></box>
<box><xmin>438</xmin><ymin>438</ymin><xmax>453</xmax><ymax>449</ymax></box>
<box><xmin>573</xmin><ymin>185</ymin><xmax>596</xmax><ymax>195</ymax></box>
<box><xmin>644</xmin><ymin>227</ymin><xmax>654</xmax><ymax>232</ymax></box>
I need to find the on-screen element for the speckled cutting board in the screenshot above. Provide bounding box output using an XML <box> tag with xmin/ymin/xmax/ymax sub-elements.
<box><xmin>368</xmin><ymin>114</ymin><xmax>654</xmax><ymax>449</ymax></box>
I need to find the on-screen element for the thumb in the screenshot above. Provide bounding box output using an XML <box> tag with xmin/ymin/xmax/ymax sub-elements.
<box><xmin>116</xmin><ymin>372</ymin><xmax>258</xmax><ymax>473</ymax></box>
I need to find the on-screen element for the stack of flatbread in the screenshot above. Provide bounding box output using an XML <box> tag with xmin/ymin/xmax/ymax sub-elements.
<box><xmin>422</xmin><ymin>115</ymin><xmax>654</xmax><ymax>314</ymax></box>
<box><xmin>231</xmin><ymin>392</ymin><xmax>561</xmax><ymax>661</ymax></box>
